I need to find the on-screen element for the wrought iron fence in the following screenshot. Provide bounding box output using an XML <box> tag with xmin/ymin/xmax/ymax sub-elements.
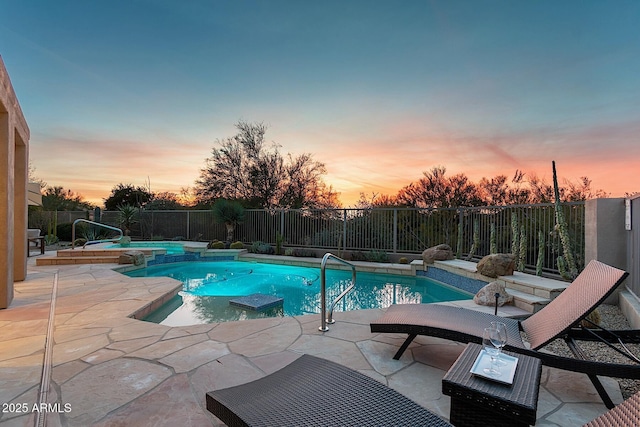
<box><xmin>29</xmin><ymin>203</ymin><xmax>585</xmax><ymax>274</ymax></box>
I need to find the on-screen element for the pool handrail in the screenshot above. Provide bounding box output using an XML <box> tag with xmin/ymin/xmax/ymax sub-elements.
<box><xmin>319</xmin><ymin>253</ymin><xmax>357</xmax><ymax>332</ymax></box>
<box><xmin>71</xmin><ymin>219</ymin><xmax>124</xmax><ymax>249</ymax></box>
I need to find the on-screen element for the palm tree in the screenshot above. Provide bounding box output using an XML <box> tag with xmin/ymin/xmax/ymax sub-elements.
<box><xmin>212</xmin><ymin>199</ymin><xmax>245</xmax><ymax>242</ymax></box>
<box><xmin>117</xmin><ymin>204</ymin><xmax>139</xmax><ymax>236</ymax></box>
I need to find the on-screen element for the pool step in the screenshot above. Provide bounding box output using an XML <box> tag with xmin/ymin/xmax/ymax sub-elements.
<box><xmin>36</xmin><ymin>255</ymin><xmax>121</xmax><ymax>265</ymax></box>
<box><xmin>35</xmin><ymin>248</ymin><xmax>155</xmax><ymax>266</ymax></box>
<box><xmin>431</xmin><ymin>259</ymin><xmax>569</xmax><ymax>314</ymax></box>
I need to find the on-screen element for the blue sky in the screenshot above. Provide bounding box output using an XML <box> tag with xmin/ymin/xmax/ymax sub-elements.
<box><xmin>2</xmin><ymin>0</ymin><xmax>639</xmax><ymax>206</ymax></box>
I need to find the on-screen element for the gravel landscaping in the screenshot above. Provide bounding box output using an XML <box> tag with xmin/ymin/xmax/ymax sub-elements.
<box><xmin>541</xmin><ymin>304</ymin><xmax>640</xmax><ymax>399</ymax></box>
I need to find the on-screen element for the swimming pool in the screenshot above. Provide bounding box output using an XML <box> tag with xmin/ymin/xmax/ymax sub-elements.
<box><xmin>106</xmin><ymin>241</ymin><xmax>186</xmax><ymax>254</ymax></box>
<box><xmin>126</xmin><ymin>261</ymin><xmax>472</xmax><ymax>326</ymax></box>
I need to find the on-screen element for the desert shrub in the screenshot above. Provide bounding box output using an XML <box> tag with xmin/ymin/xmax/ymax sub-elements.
<box><xmin>366</xmin><ymin>250</ymin><xmax>389</xmax><ymax>263</ymax></box>
<box><xmin>73</xmin><ymin>238</ymin><xmax>87</xmax><ymax>247</ymax></box>
<box><xmin>208</xmin><ymin>240</ymin><xmax>225</xmax><ymax>249</ymax></box>
<box><xmin>249</xmin><ymin>241</ymin><xmax>274</xmax><ymax>254</ymax></box>
<box><xmin>56</xmin><ymin>222</ymin><xmax>76</xmax><ymax>242</ymax></box>
<box><xmin>291</xmin><ymin>248</ymin><xmax>315</xmax><ymax>257</ymax></box>
<box><xmin>398</xmin><ymin>257</ymin><xmax>409</xmax><ymax>264</ymax></box>
<box><xmin>229</xmin><ymin>241</ymin><xmax>244</xmax><ymax>249</ymax></box>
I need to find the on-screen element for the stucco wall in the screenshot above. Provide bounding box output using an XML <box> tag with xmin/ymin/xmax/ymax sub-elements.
<box><xmin>585</xmin><ymin>198</ymin><xmax>628</xmax><ymax>304</ymax></box>
<box><xmin>0</xmin><ymin>56</ymin><xmax>30</xmax><ymax>308</ymax></box>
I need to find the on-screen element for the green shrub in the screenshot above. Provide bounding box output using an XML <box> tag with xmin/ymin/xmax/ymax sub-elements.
<box><xmin>208</xmin><ymin>240</ymin><xmax>225</xmax><ymax>249</ymax></box>
<box><xmin>56</xmin><ymin>222</ymin><xmax>75</xmax><ymax>242</ymax></box>
<box><xmin>350</xmin><ymin>251</ymin><xmax>367</xmax><ymax>261</ymax></box>
<box><xmin>229</xmin><ymin>241</ymin><xmax>244</xmax><ymax>249</ymax></box>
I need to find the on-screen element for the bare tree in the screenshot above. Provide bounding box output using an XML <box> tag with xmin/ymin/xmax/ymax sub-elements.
<box><xmin>195</xmin><ymin>121</ymin><xmax>339</xmax><ymax>209</ymax></box>
<box><xmin>396</xmin><ymin>166</ymin><xmax>482</xmax><ymax>208</ymax></box>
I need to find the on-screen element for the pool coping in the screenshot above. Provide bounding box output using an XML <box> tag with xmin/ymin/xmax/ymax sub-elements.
<box><xmin>121</xmin><ymin>253</ymin><xmax>487</xmax><ymax>324</ymax></box>
<box><xmin>122</xmin><ymin>252</ymin><xmax>565</xmax><ymax>321</ymax></box>
<box><xmin>3</xmin><ymin>256</ymin><xmax>617</xmax><ymax>425</ymax></box>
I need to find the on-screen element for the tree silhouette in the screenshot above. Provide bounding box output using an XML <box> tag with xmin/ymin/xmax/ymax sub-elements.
<box><xmin>104</xmin><ymin>183</ymin><xmax>152</xmax><ymax>210</ymax></box>
<box><xmin>41</xmin><ymin>186</ymin><xmax>94</xmax><ymax>211</ymax></box>
<box><xmin>195</xmin><ymin>121</ymin><xmax>339</xmax><ymax>209</ymax></box>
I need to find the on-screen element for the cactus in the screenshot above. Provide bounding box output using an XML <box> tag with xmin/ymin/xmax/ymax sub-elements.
<box><xmin>557</xmin><ymin>255</ymin><xmax>568</xmax><ymax>279</ymax></box>
<box><xmin>275</xmin><ymin>232</ymin><xmax>284</xmax><ymax>255</ymax></box>
<box><xmin>45</xmin><ymin>212</ymin><xmax>59</xmax><ymax>245</ymax></box>
<box><xmin>518</xmin><ymin>225</ymin><xmax>526</xmax><ymax>272</ymax></box>
<box><xmin>536</xmin><ymin>230</ymin><xmax>545</xmax><ymax>276</ymax></box>
<box><xmin>466</xmin><ymin>219</ymin><xmax>480</xmax><ymax>261</ymax></box>
<box><xmin>552</xmin><ymin>161</ymin><xmax>578</xmax><ymax>279</ymax></box>
<box><xmin>511</xmin><ymin>213</ymin><xmax>519</xmax><ymax>260</ymax></box>
<box><xmin>456</xmin><ymin>221</ymin><xmax>463</xmax><ymax>259</ymax></box>
<box><xmin>490</xmin><ymin>223</ymin><xmax>497</xmax><ymax>254</ymax></box>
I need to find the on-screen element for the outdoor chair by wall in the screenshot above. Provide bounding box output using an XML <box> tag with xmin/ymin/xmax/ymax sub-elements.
<box><xmin>206</xmin><ymin>354</ymin><xmax>452</xmax><ymax>427</ymax></box>
<box><xmin>370</xmin><ymin>260</ymin><xmax>636</xmax><ymax>409</ymax></box>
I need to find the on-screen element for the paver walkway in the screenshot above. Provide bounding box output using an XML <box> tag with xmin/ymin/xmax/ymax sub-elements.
<box><xmin>0</xmin><ymin>256</ymin><xmax>623</xmax><ymax>426</ymax></box>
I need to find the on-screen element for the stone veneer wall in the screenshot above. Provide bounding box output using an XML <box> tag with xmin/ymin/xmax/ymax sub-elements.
<box><xmin>417</xmin><ymin>267</ymin><xmax>487</xmax><ymax>294</ymax></box>
<box><xmin>145</xmin><ymin>249</ymin><xmax>243</xmax><ymax>266</ymax></box>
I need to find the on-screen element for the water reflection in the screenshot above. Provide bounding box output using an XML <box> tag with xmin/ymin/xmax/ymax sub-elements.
<box><xmin>135</xmin><ymin>261</ymin><xmax>471</xmax><ymax>326</ymax></box>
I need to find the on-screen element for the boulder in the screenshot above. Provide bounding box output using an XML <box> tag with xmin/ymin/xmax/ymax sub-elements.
<box><xmin>118</xmin><ymin>250</ymin><xmax>146</xmax><ymax>266</ymax></box>
<box><xmin>473</xmin><ymin>281</ymin><xmax>513</xmax><ymax>307</ymax></box>
<box><xmin>422</xmin><ymin>244</ymin><xmax>454</xmax><ymax>265</ymax></box>
<box><xmin>476</xmin><ymin>253</ymin><xmax>516</xmax><ymax>278</ymax></box>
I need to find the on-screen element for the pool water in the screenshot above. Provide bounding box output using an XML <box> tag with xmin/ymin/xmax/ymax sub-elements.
<box><xmin>125</xmin><ymin>261</ymin><xmax>472</xmax><ymax>326</ymax></box>
<box><xmin>106</xmin><ymin>241</ymin><xmax>185</xmax><ymax>254</ymax></box>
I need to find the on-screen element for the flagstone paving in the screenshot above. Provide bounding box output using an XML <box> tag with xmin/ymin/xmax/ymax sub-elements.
<box><xmin>0</xmin><ymin>255</ymin><xmax>624</xmax><ymax>426</ymax></box>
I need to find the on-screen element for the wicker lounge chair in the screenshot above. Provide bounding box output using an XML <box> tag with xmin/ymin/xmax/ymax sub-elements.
<box><xmin>370</xmin><ymin>260</ymin><xmax>638</xmax><ymax>409</ymax></box>
<box><xmin>205</xmin><ymin>354</ymin><xmax>452</xmax><ymax>427</ymax></box>
<box><xmin>584</xmin><ymin>390</ymin><xmax>640</xmax><ymax>426</ymax></box>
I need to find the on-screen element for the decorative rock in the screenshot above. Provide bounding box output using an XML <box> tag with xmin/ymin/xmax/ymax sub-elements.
<box><xmin>474</xmin><ymin>281</ymin><xmax>513</xmax><ymax>307</ymax></box>
<box><xmin>422</xmin><ymin>244</ymin><xmax>454</xmax><ymax>265</ymax></box>
<box><xmin>476</xmin><ymin>253</ymin><xmax>516</xmax><ymax>278</ymax></box>
<box><xmin>118</xmin><ymin>250</ymin><xmax>146</xmax><ymax>266</ymax></box>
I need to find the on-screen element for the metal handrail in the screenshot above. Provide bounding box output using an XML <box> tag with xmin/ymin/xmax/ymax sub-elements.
<box><xmin>71</xmin><ymin>219</ymin><xmax>124</xmax><ymax>249</ymax></box>
<box><xmin>319</xmin><ymin>253</ymin><xmax>357</xmax><ymax>332</ymax></box>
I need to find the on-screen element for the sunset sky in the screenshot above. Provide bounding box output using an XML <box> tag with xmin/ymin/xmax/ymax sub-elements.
<box><xmin>2</xmin><ymin>0</ymin><xmax>639</xmax><ymax>207</ymax></box>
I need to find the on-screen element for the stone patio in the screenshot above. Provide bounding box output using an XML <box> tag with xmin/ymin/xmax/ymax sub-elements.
<box><xmin>0</xmin><ymin>255</ymin><xmax>623</xmax><ymax>426</ymax></box>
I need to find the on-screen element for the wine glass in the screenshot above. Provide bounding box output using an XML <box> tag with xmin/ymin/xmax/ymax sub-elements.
<box><xmin>482</xmin><ymin>327</ymin><xmax>501</xmax><ymax>377</ymax></box>
<box><xmin>490</xmin><ymin>321</ymin><xmax>508</xmax><ymax>366</ymax></box>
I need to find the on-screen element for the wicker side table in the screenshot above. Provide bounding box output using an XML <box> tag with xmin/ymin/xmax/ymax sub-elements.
<box><xmin>442</xmin><ymin>343</ymin><xmax>542</xmax><ymax>427</ymax></box>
